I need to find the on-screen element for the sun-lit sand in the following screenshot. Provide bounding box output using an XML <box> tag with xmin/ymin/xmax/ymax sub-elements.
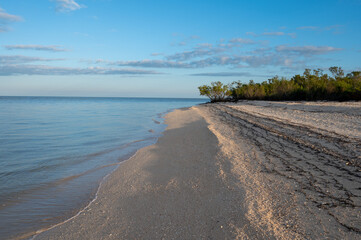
<box><xmin>197</xmin><ymin>101</ymin><xmax>361</xmax><ymax>239</ymax></box>
<box><xmin>34</xmin><ymin>101</ymin><xmax>361</xmax><ymax>239</ymax></box>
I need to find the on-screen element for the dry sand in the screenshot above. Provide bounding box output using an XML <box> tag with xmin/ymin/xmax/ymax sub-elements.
<box><xmin>33</xmin><ymin>102</ymin><xmax>361</xmax><ymax>239</ymax></box>
<box><xmin>197</xmin><ymin>101</ymin><xmax>361</xmax><ymax>239</ymax></box>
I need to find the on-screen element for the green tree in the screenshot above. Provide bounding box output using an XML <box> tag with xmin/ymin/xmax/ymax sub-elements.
<box><xmin>198</xmin><ymin>67</ymin><xmax>361</xmax><ymax>102</ymax></box>
<box><xmin>329</xmin><ymin>66</ymin><xmax>344</xmax><ymax>79</ymax></box>
<box><xmin>198</xmin><ymin>81</ymin><xmax>231</xmax><ymax>102</ymax></box>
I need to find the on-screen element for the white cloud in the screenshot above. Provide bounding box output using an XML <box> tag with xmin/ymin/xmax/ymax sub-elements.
<box><xmin>166</xmin><ymin>43</ymin><xmax>234</xmax><ymax>61</ymax></box>
<box><xmin>0</xmin><ymin>55</ymin><xmax>64</xmax><ymax>64</ymax></box>
<box><xmin>190</xmin><ymin>35</ymin><xmax>200</xmax><ymax>39</ymax></box>
<box><xmin>0</xmin><ymin>65</ymin><xmax>158</xmax><ymax>76</ymax></box>
<box><xmin>0</xmin><ymin>7</ymin><xmax>22</xmax><ymax>32</ymax></box>
<box><xmin>151</xmin><ymin>53</ymin><xmax>163</xmax><ymax>56</ymax></box>
<box><xmin>297</xmin><ymin>25</ymin><xmax>343</xmax><ymax>34</ymax></box>
<box><xmin>0</xmin><ymin>8</ymin><xmax>22</xmax><ymax>22</ymax></box>
<box><xmin>74</xmin><ymin>32</ymin><xmax>90</xmax><ymax>37</ymax></box>
<box><xmin>246</xmin><ymin>32</ymin><xmax>257</xmax><ymax>36</ymax></box>
<box><xmin>113</xmin><ymin>59</ymin><xmax>192</xmax><ymax>68</ymax></box>
<box><xmin>55</xmin><ymin>0</ymin><xmax>84</xmax><ymax>12</ymax></box>
<box><xmin>324</xmin><ymin>25</ymin><xmax>343</xmax><ymax>31</ymax></box>
<box><xmin>276</xmin><ymin>45</ymin><xmax>342</xmax><ymax>55</ymax></box>
<box><xmin>91</xmin><ymin>39</ymin><xmax>342</xmax><ymax>71</ymax></box>
<box><xmin>297</xmin><ymin>26</ymin><xmax>319</xmax><ymax>30</ymax></box>
<box><xmin>197</xmin><ymin>43</ymin><xmax>213</xmax><ymax>48</ymax></box>
<box><xmin>288</xmin><ymin>33</ymin><xmax>297</xmax><ymax>38</ymax></box>
<box><xmin>5</xmin><ymin>45</ymin><xmax>69</xmax><ymax>52</ymax></box>
<box><xmin>262</xmin><ymin>32</ymin><xmax>285</xmax><ymax>36</ymax></box>
<box><xmin>166</xmin><ymin>49</ymin><xmax>215</xmax><ymax>61</ymax></box>
<box><xmin>101</xmin><ymin>54</ymin><xmax>292</xmax><ymax>69</ymax></box>
<box><xmin>229</xmin><ymin>38</ymin><xmax>255</xmax><ymax>44</ymax></box>
<box><xmin>246</xmin><ymin>31</ymin><xmax>296</xmax><ymax>38</ymax></box>
<box><xmin>0</xmin><ymin>54</ymin><xmax>158</xmax><ymax>75</ymax></box>
<box><xmin>262</xmin><ymin>32</ymin><xmax>296</xmax><ymax>38</ymax></box>
<box><xmin>324</xmin><ymin>25</ymin><xmax>343</xmax><ymax>34</ymax></box>
<box><xmin>190</xmin><ymin>72</ymin><xmax>252</xmax><ymax>77</ymax></box>
<box><xmin>190</xmin><ymin>72</ymin><xmax>271</xmax><ymax>77</ymax></box>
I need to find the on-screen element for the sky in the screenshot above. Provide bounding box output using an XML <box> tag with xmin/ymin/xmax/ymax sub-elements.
<box><xmin>0</xmin><ymin>0</ymin><xmax>360</xmax><ymax>97</ymax></box>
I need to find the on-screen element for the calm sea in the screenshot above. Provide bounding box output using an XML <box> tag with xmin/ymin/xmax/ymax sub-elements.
<box><xmin>0</xmin><ymin>96</ymin><xmax>206</xmax><ymax>239</ymax></box>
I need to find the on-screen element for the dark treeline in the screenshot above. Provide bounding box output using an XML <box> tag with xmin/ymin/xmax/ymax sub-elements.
<box><xmin>198</xmin><ymin>67</ymin><xmax>361</xmax><ymax>102</ymax></box>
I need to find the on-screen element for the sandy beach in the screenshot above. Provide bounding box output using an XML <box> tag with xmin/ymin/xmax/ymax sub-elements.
<box><xmin>33</xmin><ymin>101</ymin><xmax>361</xmax><ymax>239</ymax></box>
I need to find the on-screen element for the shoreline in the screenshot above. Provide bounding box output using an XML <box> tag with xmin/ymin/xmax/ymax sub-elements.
<box><xmin>0</xmin><ymin>98</ymin><xmax>207</xmax><ymax>240</ymax></box>
<box><xmin>21</xmin><ymin>114</ymin><xmax>170</xmax><ymax>240</ymax></box>
<box><xmin>29</xmin><ymin>149</ymin><xmax>141</xmax><ymax>239</ymax></box>
<box><xmin>33</xmin><ymin>106</ymin><xmax>268</xmax><ymax>239</ymax></box>
<box><xmin>23</xmin><ymin>101</ymin><xmax>361</xmax><ymax>239</ymax></box>
<box><xmin>13</xmin><ymin>142</ymin><xmax>156</xmax><ymax>240</ymax></box>
<box><xmin>14</xmin><ymin>123</ymin><xmax>166</xmax><ymax>240</ymax></box>
<box><xmin>26</xmin><ymin>108</ymin><xmax>191</xmax><ymax>239</ymax></box>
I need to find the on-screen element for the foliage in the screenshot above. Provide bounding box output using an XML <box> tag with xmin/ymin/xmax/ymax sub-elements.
<box><xmin>199</xmin><ymin>67</ymin><xmax>361</xmax><ymax>102</ymax></box>
<box><xmin>198</xmin><ymin>81</ymin><xmax>232</xmax><ymax>102</ymax></box>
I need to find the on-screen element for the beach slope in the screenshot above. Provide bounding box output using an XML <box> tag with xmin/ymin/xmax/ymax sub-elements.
<box><xmin>35</xmin><ymin>107</ymin><xmax>268</xmax><ymax>239</ymax></box>
<box><xmin>35</xmin><ymin>102</ymin><xmax>361</xmax><ymax>239</ymax></box>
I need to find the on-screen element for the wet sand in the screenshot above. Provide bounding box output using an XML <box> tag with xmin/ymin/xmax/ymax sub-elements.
<box><xmin>34</xmin><ymin>102</ymin><xmax>361</xmax><ymax>239</ymax></box>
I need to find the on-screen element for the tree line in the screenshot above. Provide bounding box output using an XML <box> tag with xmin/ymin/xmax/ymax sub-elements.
<box><xmin>198</xmin><ymin>67</ymin><xmax>361</xmax><ymax>102</ymax></box>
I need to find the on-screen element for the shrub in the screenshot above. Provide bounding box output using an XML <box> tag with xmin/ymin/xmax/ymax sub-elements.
<box><xmin>198</xmin><ymin>81</ymin><xmax>232</xmax><ymax>102</ymax></box>
<box><xmin>199</xmin><ymin>67</ymin><xmax>361</xmax><ymax>102</ymax></box>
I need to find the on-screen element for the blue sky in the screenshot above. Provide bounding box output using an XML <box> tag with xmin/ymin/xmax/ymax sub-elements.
<box><xmin>0</xmin><ymin>0</ymin><xmax>360</xmax><ymax>97</ymax></box>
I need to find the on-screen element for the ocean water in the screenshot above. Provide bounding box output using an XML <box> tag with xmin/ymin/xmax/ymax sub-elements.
<box><xmin>0</xmin><ymin>96</ymin><xmax>206</xmax><ymax>239</ymax></box>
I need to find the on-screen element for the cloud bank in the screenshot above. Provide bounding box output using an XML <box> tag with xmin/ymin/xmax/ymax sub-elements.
<box><xmin>0</xmin><ymin>55</ymin><xmax>159</xmax><ymax>76</ymax></box>
<box><xmin>190</xmin><ymin>72</ymin><xmax>252</xmax><ymax>77</ymax></box>
<box><xmin>93</xmin><ymin>39</ymin><xmax>341</xmax><ymax>70</ymax></box>
<box><xmin>5</xmin><ymin>45</ymin><xmax>69</xmax><ymax>52</ymax></box>
<box><xmin>296</xmin><ymin>25</ymin><xmax>343</xmax><ymax>34</ymax></box>
<box><xmin>0</xmin><ymin>36</ymin><xmax>343</xmax><ymax>76</ymax></box>
<box><xmin>276</xmin><ymin>45</ymin><xmax>342</xmax><ymax>55</ymax></box>
<box><xmin>0</xmin><ymin>65</ymin><xmax>158</xmax><ymax>76</ymax></box>
<box><xmin>0</xmin><ymin>55</ymin><xmax>64</xmax><ymax>64</ymax></box>
<box><xmin>246</xmin><ymin>31</ymin><xmax>296</xmax><ymax>38</ymax></box>
<box><xmin>190</xmin><ymin>72</ymin><xmax>272</xmax><ymax>77</ymax></box>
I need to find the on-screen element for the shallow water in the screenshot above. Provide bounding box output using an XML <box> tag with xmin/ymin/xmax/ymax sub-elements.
<box><xmin>0</xmin><ymin>96</ymin><xmax>205</xmax><ymax>239</ymax></box>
